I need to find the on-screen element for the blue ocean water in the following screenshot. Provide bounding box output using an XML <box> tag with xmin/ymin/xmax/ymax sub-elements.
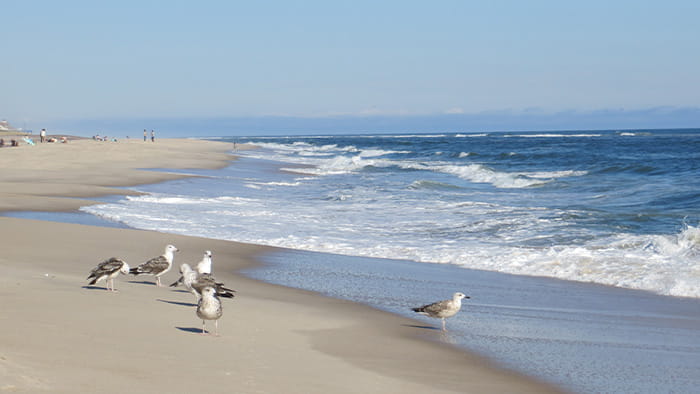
<box><xmin>56</xmin><ymin>129</ymin><xmax>700</xmax><ymax>392</ymax></box>
<box><xmin>83</xmin><ymin>129</ymin><xmax>700</xmax><ymax>297</ymax></box>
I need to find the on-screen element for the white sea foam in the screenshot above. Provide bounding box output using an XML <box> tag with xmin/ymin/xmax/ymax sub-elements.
<box><xmin>456</xmin><ymin>133</ymin><xmax>488</xmax><ymax>137</ymax></box>
<box><xmin>246</xmin><ymin>181</ymin><xmax>302</xmax><ymax>187</ymax></box>
<box><xmin>81</xmin><ymin>184</ymin><xmax>700</xmax><ymax>298</ymax></box>
<box><xmin>505</xmin><ymin>133</ymin><xmax>603</xmax><ymax>138</ymax></box>
<box><xmin>523</xmin><ymin>170</ymin><xmax>588</xmax><ymax>179</ymax></box>
<box><xmin>359</xmin><ymin>148</ymin><xmax>410</xmax><ymax>157</ymax></box>
<box><xmin>247</xmin><ymin>140</ymin><xmax>589</xmax><ymax>189</ymax></box>
<box><xmin>286</xmin><ymin>157</ymin><xmax>578</xmax><ymax>189</ymax></box>
<box><xmin>376</xmin><ymin>134</ymin><xmax>448</xmax><ymax>138</ymax></box>
<box><xmin>408</xmin><ymin>180</ymin><xmax>461</xmax><ymax>190</ymax></box>
<box><xmin>433</xmin><ymin>163</ymin><xmax>550</xmax><ymax>188</ymax></box>
<box><xmin>271</xmin><ymin>148</ymin><xmax>582</xmax><ymax>189</ymax></box>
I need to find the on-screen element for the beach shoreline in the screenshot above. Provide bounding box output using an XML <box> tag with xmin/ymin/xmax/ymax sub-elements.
<box><xmin>0</xmin><ymin>138</ymin><xmax>563</xmax><ymax>393</ymax></box>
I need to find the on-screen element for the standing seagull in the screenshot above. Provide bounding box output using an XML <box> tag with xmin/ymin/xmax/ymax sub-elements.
<box><xmin>197</xmin><ymin>287</ymin><xmax>223</xmax><ymax>336</ymax></box>
<box><xmin>411</xmin><ymin>292</ymin><xmax>470</xmax><ymax>331</ymax></box>
<box><xmin>170</xmin><ymin>263</ymin><xmax>236</xmax><ymax>299</ymax></box>
<box><xmin>170</xmin><ymin>263</ymin><xmax>200</xmax><ymax>298</ymax></box>
<box><xmin>169</xmin><ymin>251</ymin><xmax>213</xmax><ymax>288</ymax></box>
<box><xmin>191</xmin><ymin>273</ymin><xmax>236</xmax><ymax>299</ymax></box>
<box><xmin>87</xmin><ymin>257</ymin><xmax>130</xmax><ymax>292</ymax></box>
<box><xmin>195</xmin><ymin>250</ymin><xmax>213</xmax><ymax>274</ymax></box>
<box><xmin>129</xmin><ymin>244</ymin><xmax>179</xmax><ymax>287</ymax></box>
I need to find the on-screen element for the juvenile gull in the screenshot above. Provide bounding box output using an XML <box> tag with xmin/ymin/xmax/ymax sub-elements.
<box><xmin>87</xmin><ymin>257</ymin><xmax>130</xmax><ymax>292</ymax></box>
<box><xmin>197</xmin><ymin>287</ymin><xmax>223</xmax><ymax>336</ymax></box>
<box><xmin>170</xmin><ymin>263</ymin><xmax>235</xmax><ymax>299</ymax></box>
<box><xmin>129</xmin><ymin>244</ymin><xmax>179</xmax><ymax>287</ymax></box>
<box><xmin>192</xmin><ymin>273</ymin><xmax>236</xmax><ymax>299</ymax></box>
<box><xmin>411</xmin><ymin>292</ymin><xmax>470</xmax><ymax>331</ymax></box>
<box><xmin>194</xmin><ymin>250</ymin><xmax>212</xmax><ymax>274</ymax></box>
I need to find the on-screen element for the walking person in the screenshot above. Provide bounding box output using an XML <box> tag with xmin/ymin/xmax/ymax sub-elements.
<box><xmin>151</xmin><ymin>130</ymin><xmax>155</xmax><ymax>142</ymax></box>
<box><xmin>40</xmin><ymin>128</ymin><xmax>46</xmax><ymax>143</ymax></box>
<box><xmin>143</xmin><ymin>129</ymin><xmax>147</xmax><ymax>142</ymax></box>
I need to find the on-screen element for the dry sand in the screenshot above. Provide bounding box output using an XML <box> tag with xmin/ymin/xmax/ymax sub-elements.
<box><xmin>0</xmin><ymin>138</ymin><xmax>564</xmax><ymax>393</ymax></box>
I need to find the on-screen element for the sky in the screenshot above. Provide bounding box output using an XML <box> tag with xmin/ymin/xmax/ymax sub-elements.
<box><xmin>3</xmin><ymin>0</ymin><xmax>700</xmax><ymax>136</ymax></box>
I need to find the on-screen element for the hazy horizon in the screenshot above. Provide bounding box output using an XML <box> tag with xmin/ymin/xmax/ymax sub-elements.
<box><xmin>23</xmin><ymin>106</ymin><xmax>699</xmax><ymax>138</ymax></box>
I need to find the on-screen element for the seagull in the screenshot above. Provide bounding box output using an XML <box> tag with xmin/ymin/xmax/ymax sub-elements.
<box><xmin>197</xmin><ymin>287</ymin><xmax>223</xmax><ymax>336</ymax></box>
<box><xmin>87</xmin><ymin>257</ymin><xmax>130</xmax><ymax>292</ymax></box>
<box><xmin>411</xmin><ymin>292</ymin><xmax>470</xmax><ymax>331</ymax></box>
<box><xmin>170</xmin><ymin>263</ymin><xmax>235</xmax><ymax>299</ymax></box>
<box><xmin>192</xmin><ymin>273</ymin><xmax>236</xmax><ymax>299</ymax></box>
<box><xmin>195</xmin><ymin>250</ymin><xmax>212</xmax><ymax>274</ymax></box>
<box><xmin>170</xmin><ymin>263</ymin><xmax>200</xmax><ymax>298</ymax></box>
<box><xmin>169</xmin><ymin>250</ymin><xmax>214</xmax><ymax>289</ymax></box>
<box><xmin>129</xmin><ymin>244</ymin><xmax>179</xmax><ymax>287</ymax></box>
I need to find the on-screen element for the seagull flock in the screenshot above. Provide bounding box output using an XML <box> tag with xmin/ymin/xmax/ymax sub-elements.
<box><xmin>86</xmin><ymin>245</ymin><xmax>233</xmax><ymax>336</ymax></box>
<box><xmin>88</xmin><ymin>245</ymin><xmax>471</xmax><ymax>334</ymax></box>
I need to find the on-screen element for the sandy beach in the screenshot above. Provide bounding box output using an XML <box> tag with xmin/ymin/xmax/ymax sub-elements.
<box><xmin>0</xmin><ymin>138</ymin><xmax>563</xmax><ymax>393</ymax></box>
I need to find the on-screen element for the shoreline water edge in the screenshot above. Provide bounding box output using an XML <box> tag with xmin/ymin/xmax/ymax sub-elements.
<box><xmin>0</xmin><ymin>138</ymin><xmax>563</xmax><ymax>393</ymax></box>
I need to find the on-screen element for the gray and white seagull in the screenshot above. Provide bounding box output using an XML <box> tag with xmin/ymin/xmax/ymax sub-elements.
<box><xmin>194</xmin><ymin>250</ymin><xmax>213</xmax><ymax>275</ymax></box>
<box><xmin>411</xmin><ymin>292</ymin><xmax>470</xmax><ymax>331</ymax></box>
<box><xmin>129</xmin><ymin>244</ymin><xmax>179</xmax><ymax>287</ymax></box>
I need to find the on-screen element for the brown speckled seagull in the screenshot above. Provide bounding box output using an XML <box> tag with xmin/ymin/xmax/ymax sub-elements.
<box><xmin>169</xmin><ymin>263</ymin><xmax>236</xmax><ymax>299</ymax></box>
<box><xmin>129</xmin><ymin>244</ymin><xmax>179</xmax><ymax>287</ymax></box>
<box><xmin>87</xmin><ymin>257</ymin><xmax>130</xmax><ymax>292</ymax></box>
<box><xmin>197</xmin><ymin>286</ymin><xmax>223</xmax><ymax>336</ymax></box>
<box><xmin>191</xmin><ymin>273</ymin><xmax>236</xmax><ymax>299</ymax></box>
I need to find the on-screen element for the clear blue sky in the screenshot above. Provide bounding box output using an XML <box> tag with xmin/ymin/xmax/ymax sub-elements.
<box><xmin>3</xmin><ymin>0</ymin><xmax>699</xmax><ymax>135</ymax></box>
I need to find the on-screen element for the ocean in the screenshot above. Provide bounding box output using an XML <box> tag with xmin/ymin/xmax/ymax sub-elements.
<box><xmin>21</xmin><ymin>129</ymin><xmax>700</xmax><ymax>393</ymax></box>
<box><xmin>84</xmin><ymin>129</ymin><xmax>700</xmax><ymax>298</ymax></box>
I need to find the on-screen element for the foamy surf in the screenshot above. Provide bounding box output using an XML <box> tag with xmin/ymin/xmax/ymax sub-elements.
<box><xmin>81</xmin><ymin>193</ymin><xmax>700</xmax><ymax>298</ymax></box>
<box><xmin>82</xmin><ymin>130</ymin><xmax>700</xmax><ymax>299</ymax></box>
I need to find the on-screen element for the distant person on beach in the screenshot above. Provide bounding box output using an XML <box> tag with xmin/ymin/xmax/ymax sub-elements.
<box><xmin>151</xmin><ymin>130</ymin><xmax>155</xmax><ymax>142</ymax></box>
<box><xmin>143</xmin><ymin>129</ymin><xmax>147</xmax><ymax>142</ymax></box>
<box><xmin>40</xmin><ymin>128</ymin><xmax>46</xmax><ymax>143</ymax></box>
